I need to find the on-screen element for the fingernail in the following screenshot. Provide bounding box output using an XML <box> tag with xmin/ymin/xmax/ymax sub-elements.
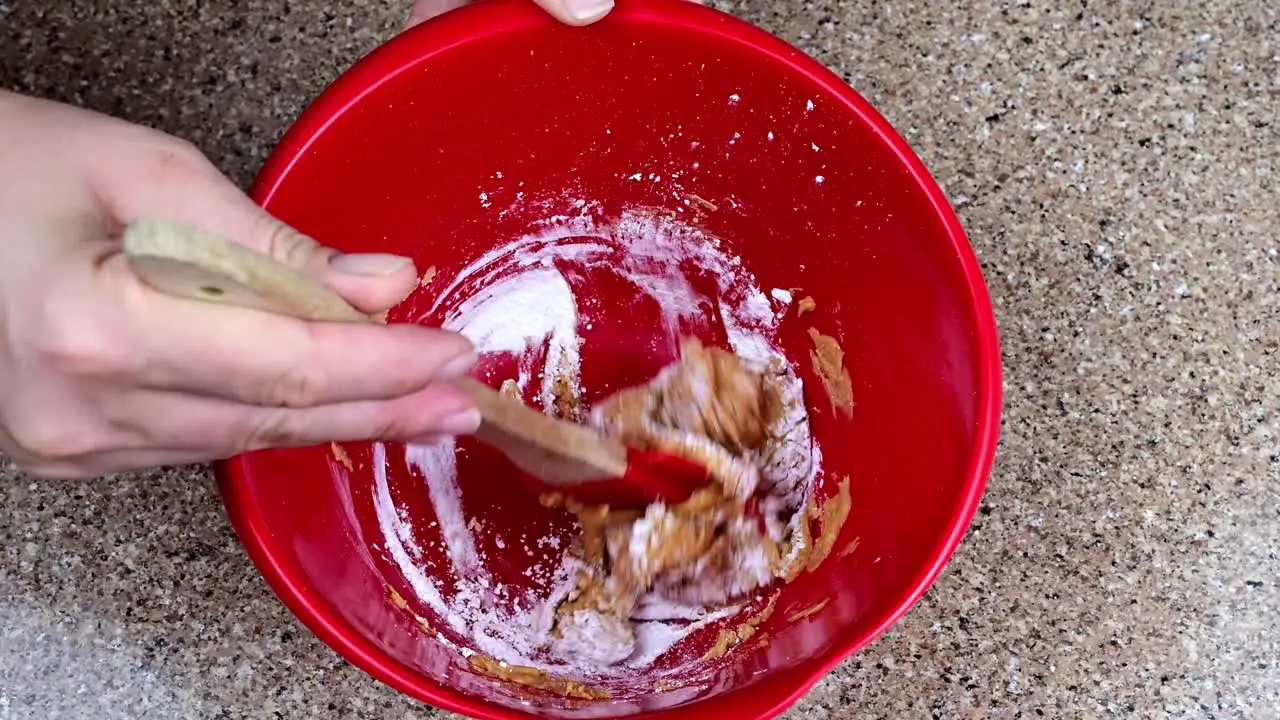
<box><xmin>563</xmin><ymin>0</ymin><xmax>614</xmax><ymax>22</ymax></box>
<box><xmin>438</xmin><ymin>408</ymin><xmax>481</xmax><ymax>436</ymax></box>
<box><xmin>330</xmin><ymin>253</ymin><xmax>414</xmax><ymax>276</ymax></box>
<box><xmin>439</xmin><ymin>351</ymin><xmax>477</xmax><ymax>379</ymax></box>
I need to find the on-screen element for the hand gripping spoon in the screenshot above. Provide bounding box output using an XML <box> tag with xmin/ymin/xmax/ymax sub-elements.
<box><xmin>121</xmin><ymin>217</ymin><xmax>708</xmax><ymax>507</ymax></box>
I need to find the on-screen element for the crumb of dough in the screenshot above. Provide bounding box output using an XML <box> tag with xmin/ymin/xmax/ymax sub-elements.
<box><xmin>633</xmin><ymin>204</ymin><xmax>679</xmax><ymax>221</ymax></box>
<box><xmin>701</xmin><ymin>595</ymin><xmax>777</xmax><ymax>661</ymax></box>
<box><xmin>786</xmin><ymin>598</ymin><xmax>829</xmax><ymax>623</ymax></box>
<box><xmin>701</xmin><ymin>627</ymin><xmax>740</xmax><ymax>661</ymax></box>
<box><xmin>797</xmin><ymin>296</ymin><xmax>817</xmax><ymax>315</ymax></box>
<box><xmin>755</xmin><ymin>632</ymin><xmax>770</xmax><ymax>648</ymax></box>
<box><xmin>701</xmin><ymin>597</ymin><xmax>768</xmax><ymax>661</ymax></box>
<box><xmin>744</xmin><ymin>593</ymin><xmax>780</xmax><ymax>629</ymax></box>
<box><xmin>839</xmin><ymin>536</ymin><xmax>861</xmax><ymax>558</ymax></box>
<box><xmin>688</xmin><ymin>194</ymin><xmax>719</xmax><ymax>212</ymax></box>
<box><xmin>499</xmin><ymin>378</ymin><xmax>522</xmax><ymax>401</ymax></box>
<box><xmin>653</xmin><ymin>678</ymin><xmax>684</xmax><ymax>692</ymax></box>
<box><xmin>330</xmin><ymin>442</ymin><xmax>353</xmax><ymax>471</ymax></box>
<box><xmin>387</xmin><ymin>588</ymin><xmax>439</xmax><ymax>637</ymax></box>
<box><xmin>550</xmin><ymin>364</ymin><xmax>581</xmax><ymax>421</ymax></box>
<box><xmin>806</xmin><ymin>476</ymin><xmax>852</xmax><ymax>573</ymax></box>
<box><xmin>468</xmin><ymin>654</ymin><xmax>611</xmax><ymax>700</ymax></box>
<box><xmin>732</xmin><ymin>593</ymin><xmax>778</xmax><ymax>643</ymax></box>
<box><xmin>419</xmin><ymin>265</ymin><xmax>437</xmax><ymax>287</ymax></box>
<box><xmin>807</xmin><ymin>328</ymin><xmax>853</xmax><ymax>416</ymax></box>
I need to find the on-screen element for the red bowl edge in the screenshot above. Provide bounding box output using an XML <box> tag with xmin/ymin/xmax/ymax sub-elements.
<box><xmin>216</xmin><ymin>1</ymin><xmax>1005</xmax><ymax>719</ymax></box>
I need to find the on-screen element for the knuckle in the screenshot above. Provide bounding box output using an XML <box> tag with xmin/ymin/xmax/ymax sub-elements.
<box><xmin>152</xmin><ymin>137</ymin><xmax>210</xmax><ymax>174</ymax></box>
<box><xmin>263</xmin><ymin>363</ymin><xmax>327</xmax><ymax>407</ymax></box>
<box><xmin>32</xmin><ymin>316</ymin><xmax>136</xmax><ymax>379</ymax></box>
<box><xmin>366</xmin><ymin>404</ymin><xmax>421</xmax><ymax>442</ymax></box>
<box><xmin>140</xmin><ymin>137</ymin><xmax>220</xmax><ymax>192</ymax></box>
<box><xmin>36</xmin><ymin>322</ymin><xmax>135</xmax><ymax>379</ymax></box>
<box><xmin>251</xmin><ymin>214</ymin><xmax>315</xmax><ymax>266</ymax></box>
<box><xmin>14</xmin><ymin>459</ymin><xmax>87</xmax><ymax>480</ymax></box>
<box><xmin>239</xmin><ymin>410</ymin><xmax>296</xmax><ymax>451</ymax></box>
<box><xmin>367</xmin><ymin>416</ymin><xmax>407</xmax><ymax>442</ymax></box>
<box><xmin>5</xmin><ymin>410</ymin><xmax>98</xmax><ymax>462</ymax></box>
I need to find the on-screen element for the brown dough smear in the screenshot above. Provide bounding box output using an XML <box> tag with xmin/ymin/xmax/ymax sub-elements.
<box><xmin>807</xmin><ymin>328</ymin><xmax>853</xmax><ymax>416</ymax></box>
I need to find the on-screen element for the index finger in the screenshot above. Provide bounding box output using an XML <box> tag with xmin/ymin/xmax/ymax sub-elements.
<box><xmin>114</xmin><ymin>256</ymin><xmax>477</xmax><ymax>407</ymax></box>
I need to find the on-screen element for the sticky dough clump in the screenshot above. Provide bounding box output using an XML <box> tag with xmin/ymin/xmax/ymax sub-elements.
<box><xmin>540</xmin><ymin>339</ymin><xmax>815</xmax><ymax>665</ymax></box>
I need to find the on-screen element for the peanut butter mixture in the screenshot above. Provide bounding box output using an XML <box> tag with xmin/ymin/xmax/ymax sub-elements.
<box><xmin>468</xmin><ymin>654</ymin><xmax>611</xmax><ymax>701</ymax></box>
<box><xmin>807</xmin><ymin>328</ymin><xmax>853</xmax><ymax>416</ymax></box>
<box><xmin>539</xmin><ymin>339</ymin><xmax>818</xmax><ymax>665</ymax></box>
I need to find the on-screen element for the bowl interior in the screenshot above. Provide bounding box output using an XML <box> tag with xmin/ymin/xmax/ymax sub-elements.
<box><xmin>223</xmin><ymin>2</ymin><xmax>998</xmax><ymax>719</ymax></box>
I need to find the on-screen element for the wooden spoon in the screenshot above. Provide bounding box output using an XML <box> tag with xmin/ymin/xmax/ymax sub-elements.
<box><xmin>121</xmin><ymin>217</ymin><xmax>705</xmax><ymax>505</ymax></box>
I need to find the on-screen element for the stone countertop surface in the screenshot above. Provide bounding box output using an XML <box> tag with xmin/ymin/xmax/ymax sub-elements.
<box><xmin>1</xmin><ymin>0</ymin><xmax>1276</xmax><ymax>718</ymax></box>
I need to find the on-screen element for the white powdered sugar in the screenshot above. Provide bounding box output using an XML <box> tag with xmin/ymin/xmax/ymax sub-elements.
<box><xmin>371</xmin><ymin>207</ymin><xmax>822</xmax><ymax>680</ymax></box>
<box><xmin>444</xmin><ymin>268</ymin><xmax>580</xmax><ymax>415</ymax></box>
<box><xmin>404</xmin><ymin>439</ymin><xmax>483</xmax><ymax>578</ymax></box>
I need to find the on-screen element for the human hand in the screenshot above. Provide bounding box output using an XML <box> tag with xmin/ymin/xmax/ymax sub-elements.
<box><xmin>407</xmin><ymin>0</ymin><xmax>705</xmax><ymax>28</ymax></box>
<box><xmin>0</xmin><ymin>90</ymin><xmax>481</xmax><ymax>478</ymax></box>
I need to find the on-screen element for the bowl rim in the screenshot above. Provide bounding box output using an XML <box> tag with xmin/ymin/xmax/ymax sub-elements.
<box><xmin>218</xmin><ymin>1</ymin><xmax>1004</xmax><ymax>718</ymax></box>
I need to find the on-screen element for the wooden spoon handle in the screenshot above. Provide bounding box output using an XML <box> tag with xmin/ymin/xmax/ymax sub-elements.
<box><xmin>121</xmin><ymin>217</ymin><xmax>629</xmax><ymax>483</ymax></box>
<box><xmin>122</xmin><ymin>217</ymin><xmax>369</xmax><ymax>323</ymax></box>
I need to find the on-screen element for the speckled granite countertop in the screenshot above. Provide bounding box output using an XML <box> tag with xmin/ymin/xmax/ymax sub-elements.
<box><xmin>1</xmin><ymin>1</ymin><xmax>1276</xmax><ymax>718</ymax></box>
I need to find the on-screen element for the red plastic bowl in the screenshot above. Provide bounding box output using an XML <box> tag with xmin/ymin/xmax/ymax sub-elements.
<box><xmin>218</xmin><ymin>1</ymin><xmax>1002</xmax><ymax>718</ymax></box>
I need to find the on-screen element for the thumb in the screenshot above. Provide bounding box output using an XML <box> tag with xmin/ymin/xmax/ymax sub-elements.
<box><xmin>531</xmin><ymin>0</ymin><xmax>615</xmax><ymax>25</ymax></box>
<box><xmin>230</xmin><ymin>207</ymin><xmax>421</xmax><ymax>316</ymax></box>
<box><xmin>406</xmin><ymin>0</ymin><xmax>468</xmax><ymax>27</ymax></box>
<box><xmin>108</xmin><ymin>143</ymin><xmax>420</xmax><ymax>315</ymax></box>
